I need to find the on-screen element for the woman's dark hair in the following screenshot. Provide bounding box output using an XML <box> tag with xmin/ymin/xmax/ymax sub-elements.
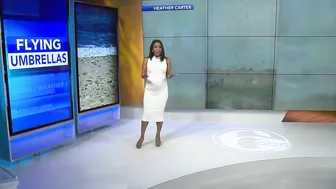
<box><xmin>148</xmin><ymin>39</ymin><xmax>166</xmax><ymax>62</ymax></box>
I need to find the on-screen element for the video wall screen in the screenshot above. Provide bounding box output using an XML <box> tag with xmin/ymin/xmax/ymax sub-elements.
<box><xmin>75</xmin><ymin>3</ymin><xmax>119</xmax><ymax>113</ymax></box>
<box><xmin>142</xmin><ymin>0</ymin><xmax>207</xmax><ymax>37</ymax></box>
<box><xmin>1</xmin><ymin>0</ymin><xmax>73</xmax><ymax>136</ymax></box>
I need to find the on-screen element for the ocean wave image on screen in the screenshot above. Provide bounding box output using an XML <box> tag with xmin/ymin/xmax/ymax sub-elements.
<box><xmin>75</xmin><ymin>3</ymin><xmax>119</xmax><ymax>112</ymax></box>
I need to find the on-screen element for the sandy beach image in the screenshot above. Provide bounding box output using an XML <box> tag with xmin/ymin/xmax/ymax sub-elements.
<box><xmin>77</xmin><ymin>54</ymin><xmax>118</xmax><ymax>111</ymax></box>
<box><xmin>75</xmin><ymin>3</ymin><xmax>119</xmax><ymax>111</ymax></box>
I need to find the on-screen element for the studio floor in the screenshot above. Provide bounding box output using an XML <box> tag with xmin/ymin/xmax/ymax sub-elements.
<box><xmin>2</xmin><ymin>115</ymin><xmax>336</xmax><ymax>189</ymax></box>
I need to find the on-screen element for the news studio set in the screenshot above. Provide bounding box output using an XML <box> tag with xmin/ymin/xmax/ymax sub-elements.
<box><xmin>1</xmin><ymin>0</ymin><xmax>336</xmax><ymax>189</ymax></box>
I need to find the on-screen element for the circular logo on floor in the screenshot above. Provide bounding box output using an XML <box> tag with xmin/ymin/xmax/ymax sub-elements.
<box><xmin>213</xmin><ymin>129</ymin><xmax>291</xmax><ymax>153</ymax></box>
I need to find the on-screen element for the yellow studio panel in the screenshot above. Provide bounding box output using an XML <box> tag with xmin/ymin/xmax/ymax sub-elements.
<box><xmin>103</xmin><ymin>0</ymin><xmax>144</xmax><ymax>105</ymax></box>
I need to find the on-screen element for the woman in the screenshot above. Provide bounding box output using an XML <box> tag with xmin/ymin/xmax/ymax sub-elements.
<box><xmin>136</xmin><ymin>39</ymin><xmax>176</xmax><ymax>149</ymax></box>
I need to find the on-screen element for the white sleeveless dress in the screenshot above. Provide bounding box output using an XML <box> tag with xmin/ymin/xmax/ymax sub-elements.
<box><xmin>142</xmin><ymin>57</ymin><xmax>168</xmax><ymax>122</ymax></box>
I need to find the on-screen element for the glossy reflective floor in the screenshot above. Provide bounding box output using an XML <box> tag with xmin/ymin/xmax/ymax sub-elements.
<box><xmin>1</xmin><ymin>116</ymin><xmax>336</xmax><ymax>189</ymax></box>
<box><xmin>149</xmin><ymin>157</ymin><xmax>336</xmax><ymax>189</ymax></box>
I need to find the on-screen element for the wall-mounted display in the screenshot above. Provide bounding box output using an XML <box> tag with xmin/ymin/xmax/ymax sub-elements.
<box><xmin>1</xmin><ymin>0</ymin><xmax>72</xmax><ymax>135</ymax></box>
<box><xmin>75</xmin><ymin>2</ymin><xmax>119</xmax><ymax>112</ymax></box>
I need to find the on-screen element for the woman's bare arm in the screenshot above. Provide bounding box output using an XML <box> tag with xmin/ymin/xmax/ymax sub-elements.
<box><xmin>141</xmin><ymin>58</ymin><xmax>148</xmax><ymax>78</ymax></box>
<box><xmin>166</xmin><ymin>57</ymin><xmax>176</xmax><ymax>78</ymax></box>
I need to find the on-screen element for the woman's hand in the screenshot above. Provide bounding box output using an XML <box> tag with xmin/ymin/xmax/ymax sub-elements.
<box><xmin>167</xmin><ymin>72</ymin><xmax>177</xmax><ymax>78</ymax></box>
<box><xmin>141</xmin><ymin>73</ymin><xmax>148</xmax><ymax>79</ymax></box>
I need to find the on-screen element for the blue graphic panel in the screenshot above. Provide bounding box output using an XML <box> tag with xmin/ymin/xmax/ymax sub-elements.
<box><xmin>2</xmin><ymin>0</ymin><xmax>72</xmax><ymax>135</ymax></box>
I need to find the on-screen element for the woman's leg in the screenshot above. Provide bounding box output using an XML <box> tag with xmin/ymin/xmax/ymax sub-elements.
<box><xmin>136</xmin><ymin>121</ymin><xmax>149</xmax><ymax>149</ymax></box>
<box><xmin>155</xmin><ymin>122</ymin><xmax>163</xmax><ymax>147</ymax></box>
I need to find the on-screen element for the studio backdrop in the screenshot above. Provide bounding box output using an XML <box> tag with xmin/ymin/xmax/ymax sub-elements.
<box><xmin>140</xmin><ymin>0</ymin><xmax>336</xmax><ymax>114</ymax></box>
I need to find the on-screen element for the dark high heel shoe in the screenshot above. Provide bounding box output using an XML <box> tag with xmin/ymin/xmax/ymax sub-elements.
<box><xmin>136</xmin><ymin>137</ymin><xmax>144</xmax><ymax>149</ymax></box>
<box><xmin>155</xmin><ymin>135</ymin><xmax>161</xmax><ymax>147</ymax></box>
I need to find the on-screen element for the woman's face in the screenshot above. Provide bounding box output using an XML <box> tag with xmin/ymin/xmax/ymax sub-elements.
<box><xmin>152</xmin><ymin>42</ymin><xmax>162</xmax><ymax>57</ymax></box>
